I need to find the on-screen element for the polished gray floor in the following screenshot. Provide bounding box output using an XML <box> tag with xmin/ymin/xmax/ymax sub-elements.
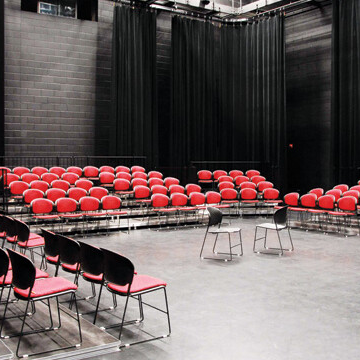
<box><xmin>57</xmin><ymin>215</ymin><xmax>360</xmax><ymax>360</ymax></box>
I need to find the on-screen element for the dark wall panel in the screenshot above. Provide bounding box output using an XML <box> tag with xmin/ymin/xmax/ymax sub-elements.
<box><xmin>286</xmin><ymin>4</ymin><xmax>332</xmax><ymax>193</ymax></box>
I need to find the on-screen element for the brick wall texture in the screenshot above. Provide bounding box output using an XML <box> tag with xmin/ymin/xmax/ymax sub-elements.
<box><xmin>4</xmin><ymin>0</ymin><xmax>113</xmax><ymax>157</ymax></box>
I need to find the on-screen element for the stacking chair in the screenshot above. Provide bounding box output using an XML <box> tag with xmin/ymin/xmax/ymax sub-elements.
<box><xmin>2</xmin><ymin>173</ymin><xmax>19</xmax><ymax>187</ymax></box>
<box><xmin>41</xmin><ymin>172</ymin><xmax>59</xmax><ymax>184</ymax></box>
<box><xmin>329</xmin><ymin>196</ymin><xmax>358</xmax><ymax>234</ymax></box>
<box><xmin>56</xmin><ymin>198</ymin><xmax>82</xmax><ymax>232</ymax></box>
<box><xmin>168</xmin><ymin>184</ymin><xmax>185</xmax><ymax>195</ymax></box>
<box><xmin>31</xmin><ymin>166</ymin><xmax>48</xmax><ymax>177</ymax></box>
<box><xmin>213</xmin><ymin>170</ymin><xmax>227</xmax><ymax>183</ymax></box>
<box><xmin>40</xmin><ymin>228</ymin><xmax>61</xmax><ymax>275</ymax></box>
<box><xmin>75</xmin><ymin>179</ymin><xmax>94</xmax><ymax>191</ymax></box>
<box><xmin>185</xmin><ymin>183</ymin><xmax>201</xmax><ymax>196</ymax></box>
<box><xmin>240</xmin><ymin>181</ymin><xmax>256</xmax><ymax>190</ymax></box>
<box><xmin>309</xmin><ymin>188</ymin><xmax>324</xmax><ymax>199</ymax></box>
<box><xmin>246</xmin><ymin>169</ymin><xmax>260</xmax><ymax>178</ymax></box>
<box><xmin>67</xmin><ymin>187</ymin><xmax>88</xmax><ymax>201</ymax></box>
<box><xmin>197</xmin><ymin>170</ymin><xmax>212</xmax><ymax>186</ymax></box>
<box><xmin>132</xmin><ymin>171</ymin><xmax>147</xmax><ymax>180</ymax></box>
<box><xmin>9</xmin><ymin>181</ymin><xmax>29</xmax><ymax>202</ymax></box>
<box><xmin>23</xmin><ymin>189</ymin><xmax>44</xmax><ymax>206</ymax></box>
<box><xmin>62</xmin><ymin>172</ymin><xmax>80</xmax><ymax>186</ymax></box>
<box><xmin>101</xmin><ymin>249</ymin><xmax>171</xmax><ymax>347</ymax></box>
<box><xmin>334</xmin><ymin>184</ymin><xmax>349</xmax><ymax>193</ymax></box>
<box><xmin>13</xmin><ymin>167</ymin><xmax>30</xmax><ymax>177</ymax></box>
<box><xmin>164</xmin><ymin>177</ymin><xmax>180</xmax><ymax>189</ymax></box>
<box><xmin>148</xmin><ymin>171</ymin><xmax>163</xmax><ymax>179</ymax></box>
<box><xmin>257</xmin><ymin>181</ymin><xmax>274</xmax><ymax>193</ymax></box>
<box><xmin>220</xmin><ymin>188</ymin><xmax>239</xmax><ymax>215</ymax></box>
<box><xmin>117</xmin><ymin>172</ymin><xmax>132</xmax><ymax>182</ymax></box>
<box><xmin>131</xmin><ymin>178</ymin><xmax>148</xmax><ymax>188</ymax></box>
<box><xmin>253</xmin><ymin>206</ymin><xmax>293</xmax><ymax>256</ymax></box>
<box><xmin>114</xmin><ymin>179</ymin><xmax>133</xmax><ymax>198</ymax></box>
<box><xmin>49</xmin><ymin>166</ymin><xmax>66</xmax><ymax>177</ymax></box>
<box><xmin>115</xmin><ymin>166</ymin><xmax>130</xmax><ymax>174</ymax></box>
<box><xmin>99</xmin><ymin>166</ymin><xmax>115</xmax><ymax>174</ymax></box>
<box><xmin>250</xmin><ymin>175</ymin><xmax>266</xmax><ymax>185</ymax></box>
<box><xmin>99</xmin><ymin>172</ymin><xmax>115</xmax><ymax>188</ymax></box>
<box><xmin>66</xmin><ymin>166</ymin><xmax>83</xmax><ymax>177</ymax></box>
<box><xmin>51</xmin><ymin>179</ymin><xmax>70</xmax><ymax>192</ymax></box>
<box><xmin>133</xmin><ymin>185</ymin><xmax>151</xmax><ymax>215</ymax></box>
<box><xmin>180</xmin><ymin>192</ymin><xmax>206</xmax><ymax>224</ymax></box>
<box><xmin>45</xmin><ymin>188</ymin><xmax>66</xmax><ymax>202</ymax></box>
<box><xmin>326</xmin><ymin>189</ymin><xmax>342</xmax><ymax>202</ymax></box>
<box><xmin>31</xmin><ymin>198</ymin><xmax>59</xmax><ymax>227</ymax></box>
<box><xmin>83</xmin><ymin>166</ymin><xmax>99</xmax><ymax>180</ymax></box>
<box><xmin>101</xmin><ymin>195</ymin><xmax>129</xmax><ymax>234</ymax></box>
<box><xmin>79</xmin><ymin>197</ymin><xmax>103</xmax><ymax>234</ymax></box>
<box><xmin>5</xmin><ymin>249</ymin><xmax>82</xmax><ymax>358</ymax></box>
<box><xmin>217</xmin><ymin>175</ymin><xmax>233</xmax><ymax>183</ymax></box>
<box><xmin>148</xmin><ymin>178</ymin><xmax>164</xmax><ymax>188</ymax></box>
<box><xmin>234</xmin><ymin>176</ymin><xmax>249</xmax><ymax>188</ymax></box>
<box><xmin>150</xmin><ymin>194</ymin><xmax>173</xmax><ymax>227</ymax></box>
<box><xmin>21</xmin><ymin>173</ymin><xmax>39</xmax><ymax>184</ymax></box>
<box><xmin>131</xmin><ymin>165</ymin><xmax>145</xmax><ymax>173</ymax></box>
<box><xmin>199</xmin><ymin>207</ymin><xmax>243</xmax><ymax>262</ymax></box>
<box><xmin>342</xmin><ymin>190</ymin><xmax>360</xmax><ymax>200</ymax></box>
<box><xmin>29</xmin><ymin>179</ymin><xmax>49</xmax><ymax>193</ymax></box>
<box><xmin>218</xmin><ymin>181</ymin><xmax>234</xmax><ymax>191</ymax></box>
<box><xmin>89</xmin><ymin>186</ymin><xmax>109</xmax><ymax>200</ymax></box>
<box><xmin>151</xmin><ymin>185</ymin><xmax>168</xmax><ymax>195</ymax></box>
<box><xmin>229</xmin><ymin>170</ymin><xmax>243</xmax><ymax>179</ymax></box>
<box><xmin>350</xmin><ymin>185</ymin><xmax>360</xmax><ymax>192</ymax></box>
<box><xmin>317</xmin><ymin>194</ymin><xmax>336</xmax><ymax>232</ymax></box>
<box><xmin>169</xmin><ymin>193</ymin><xmax>188</xmax><ymax>227</ymax></box>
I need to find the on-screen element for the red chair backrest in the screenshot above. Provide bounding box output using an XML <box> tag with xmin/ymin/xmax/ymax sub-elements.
<box><xmin>218</xmin><ymin>175</ymin><xmax>233</xmax><ymax>183</ymax></box>
<box><xmin>49</xmin><ymin>166</ymin><xmax>66</xmax><ymax>177</ymax></box>
<box><xmin>213</xmin><ymin>170</ymin><xmax>227</xmax><ymax>181</ymax></box>
<box><xmin>132</xmin><ymin>171</ymin><xmax>147</xmax><ymax>180</ymax></box>
<box><xmin>31</xmin><ymin>198</ymin><xmax>54</xmax><ymax>214</ymax></box>
<box><xmin>30</xmin><ymin>180</ymin><xmax>49</xmax><ymax>192</ymax></box>
<box><xmin>56</xmin><ymin>198</ymin><xmax>78</xmax><ymax>213</ymax></box>
<box><xmin>133</xmin><ymin>185</ymin><xmax>150</xmax><ymax>199</ymax></box>
<box><xmin>318</xmin><ymin>195</ymin><xmax>335</xmax><ymax>210</ymax></box>
<box><xmin>229</xmin><ymin>170</ymin><xmax>243</xmax><ymax>179</ymax></box>
<box><xmin>246</xmin><ymin>169</ymin><xmax>260</xmax><ymax>178</ymax></box>
<box><xmin>13</xmin><ymin>167</ymin><xmax>30</xmax><ymax>177</ymax></box>
<box><xmin>75</xmin><ymin>179</ymin><xmax>93</xmax><ymax>191</ymax></box>
<box><xmin>20</xmin><ymin>173</ymin><xmax>40</xmax><ymax>184</ymax></box>
<box><xmin>169</xmin><ymin>184</ymin><xmax>185</xmax><ymax>195</ymax></box>
<box><xmin>41</xmin><ymin>173</ymin><xmax>59</xmax><ymax>184</ymax></box>
<box><xmin>131</xmin><ymin>178</ymin><xmax>148</xmax><ymax>188</ymax></box>
<box><xmin>3</xmin><ymin>173</ymin><xmax>19</xmax><ymax>186</ymax></box>
<box><xmin>257</xmin><ymin>181</ymin><xmax>274</xmax><ymax>192</ymax></box>
<box><xmin>325</xmin><ymin>189</ymin><xmax>342</xmax><ymax>202</ymax></box>
<box><xmin>23</xmin><ymin>189</ymin><xmax>44</xmax><ymax>204</ymax></box>
<box><xmin>151</xmin><ymin>193</ymin><xmax>169</xmax><ymax>208</ymax></box>
<box><xmin>221</xmin><ymin>188</ymin><xmax>238</xmax><ymax>200</ymax></box>
<box><xmin>338</xmin><ymin>196</ymin><xmax>357</xmax><ymax>212</ymax></box>
<box><xmin>116</xmin><ymin>172</ymin><xmax>132</xmax><ymax>181</ymax></box>
<box><xmin>101</xmin><ymin>195</ymin><xmax>121</xmax><ymax>210</ymax></box>
<box><xmin>189</xmin><ymin>192</ymin><xmax>205</xmax><ymax>206</ymax></box>
<box><xmin>300</xmin><ymin>193</ymin><xmax>317</xmax><ymax>208</ymax></box>
<box><xmin>80</xmin><ymin>196</ymin><xmax>100</xmax><ymax>211</ymax></box>
<box><xmin>66</xmin><ymin>166</ymin><xmax>83</xmax><ymax>177</ymax></box>
<box><xmin>239</xmin><ymin>188</ymin><xmax>257</xmax><ymax>200</ymax></box>
<box><xmin>350</xmin><ymin>185</ymin><xmax>360</xmax><ymax>192</ymax></box>
<box><xmin>83</xmin><ymin>166</ymin><xmax>99</xmax><ymax>178</ymax></box>
<box><xmin>185</xmin><ymin>183</ymin><xmax>201</xmax><ymax>195</ymax></box>
<box><xmin>10</xmin><ymin>181</ymin><xmax>29</xmax><ymax>195</ymax></box>
<box><xmin>164</xmin><ymin>177</ymin><xmax>180</xmax><ymax>189</ymax></box>
<box><xmin>284</xmin><ymin>192</ymin><xmax>299</xmax><ymax>206</ymax></box>
<box><xmin>148</xmin><ymin>171</ymin><xmax>163</xmax><ymax>179</ymax></box>
<box><xmin>333</xmin><ymin>184</ymin><xmax>349</xmax><ymax>193</ymax></box>
<box><xmin>218</xmin><ymin>181</ymin><xmax>234</xmax><ymax>191</ymax></box>
<box><xmin>115</xmin><ymin>166</ymin><xmax>130</xmax><ymax>174</ymax></box>
<box><xmin>99</xmin><ymin>166</ymin><xmax>115</xmax><ymax>174</ymax></box>
<box><xmin>89</xmin><ymin>187</ymin><xmax>108</xmax><ymax>200</ymax></box>
<box><xmin>31</xmin><ymin>166</ymin><xmax>48</xmax><ymax>177</ymax></box>
<box><xmin>131</xmin><ymin>165</ymin><xmax>145</xmax><ymax>173</ymax></box>
<box><xmin>51</xmin><ymin>179</ymin><xmax>70</xmax><ymax>191</ymax></box>
<box><xmin>251</xmin><ymin>175</ymin><xmax>266</xmax><ymax>185</ymax></box>
<box><xmin>234</xmin><ymin>176</ymin><xmax>250</xmax><ymax>186</ymax></box>
<box><xmin>62</xmin><ymin>172</ymin><xmax>79</xmax><ymax>185</ymax></box>
<box><xmin>148</xmin><ymin>178</ymin><xmax>164</xmax><ymax>188</ymax></box>
<box><xmin>67</xmin><ymin>187</ymin><xmax>87</xmax><ymax>201</ymax></box>
<box><xmin>151</xmin><ymin>185</ymin><xmax>168</xmax><ymax>195</ymax></box>
<box><xmin>113</xmin><ymin>178</ymin><xmax>131</xmax><ymax>191</ymax></box>
<box><xmin>240</xmin><ymin>181</ymin><xmax>256</xmax><ymax>190</ymax></box>
<box><xmin>197</xmin><ymin>170</ymin><xmax>212</xmax><ymax>181</ymax></box>
<box><xmin>263</xmin><ymin>188</ymin><xmax>279</xmax><ymax>200</ymax></box>
<box><xmin>342</xmin><ymin>190</ymin><xmax>360</xmax><ymax>199</ymax></box>
<box><xmin>309</xmin><ymin>188</ymin><xmax>324</xmax><ymax>199</ymax></box>
<box><xmin>171</xmin><ymin>193</ymin><xmax>188</xmax><ymax>206</ymax></box>
<box><xmin>99</xmin><ymin>172</ymin><xmax>115</xmax><ymax>184</ymax></box>
<box><xmin>45</xmin><ymin>188</ymin><xmax>66</xmax><ymax>202</ymax></box>
<box><xmin>206</xmin><ymin>191</ymin><xmax>221</xmax><ymax>204</ymax></box>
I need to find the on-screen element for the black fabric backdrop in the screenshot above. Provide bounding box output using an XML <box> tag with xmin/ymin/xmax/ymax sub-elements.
<box><xmin>109</xmin><ymin>6</ymin><xmax>158</xmax><ymax>166</ymax></box>
<box><xmin>170</xmin><ymin>15</ymin><xmax>286</xmax><ymax>186</ymax></box>
<box><xmin>331</xmin><ymin>0</ymin><xmax>360</xmax><ymax>185</ymax></box>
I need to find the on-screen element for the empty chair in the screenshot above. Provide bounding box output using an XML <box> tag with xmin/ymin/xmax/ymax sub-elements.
<box><xmin>2</xmin><ymin>173</ymin><xmax>19</xmax><ymax>187</ymax></box>
<box><xmin>148</xmin><ymin>171</ymin><xmax>163</xmax><ymax>179</ymax></box>
<box><xmin>133</xmin><ymin>185</ymin><xmax>151</xmax><ymax>204</ymax></box>
<box><xmin>29</xmin><ymin>180</ymin><xmax>49</xmax><ymax>193</ymax></box>
<box><xmin>116</xmin><ymin>172</ymin><xmax>132</xmax><ymax>182</ymax></box>
<box><xmin>131</xmin><ymin>178</ymin><xmax>148</xmax><ymax>188</ymax></box>
<box><xmin>350</xmin><ymin>185</ymin><xmax>360</xmax><ymax>192</ymax></box>
<box><xmin>31</xmin><ymin>198</ymin><xmax>59</xmax><ymax>222</ymax></box>
<box><xmin>253</xmin><ymin>206</ymin><xmax>293</xmax><ymax>256</ymax></box>
<box><xmin>45</xmin><ymin>188</ymin><xmax>66</xmax><ymax>202</ymax></box>
<box><xmin>131</xmin><ymin>165</ymin><xmax>145</xmax><ymax>173</ymax></box>
<box><xmin>199</xmin><ymin>207</ymin><xmax>243</xmax><ymax>262</ymax></box>
<box><xmin>148</xmin><ymin>178</ymin><xmax>164</xmax><ymax>188</ymax></box>
<box><xmin>326</xmin><ymin>189</ymin><xmax>342</xmax><ymax>202</ymax></box>
<box><xmin>169</xmin><ymin>193</ymin><xmax>189</xmax><ymax>226</ymax></box>
<box><xmin>164</xmin><ymin>177</ymin><xmax>180</xmax><ymax>189</ymax></box>
<box><xmin>151</xmin><ymin>185</ymin><xmax>168</xmax><ymax>195</ymax></box>
<box><xmin>240</xmin><ymin>181</ymin><xmax>256</xmax><ymax>190</ymax></box>
<box><xmin>329</xmin><ymin>196</ymin><xmax>358</xmax><ymax>234</ymax></box>
<box><xmin>99</xmin><ymin>172</ymin><xmax>115</xmax><ymax>188</ymax></box>
<box><xmin>99</xmin><ymin>165</ymin><xmax>115</xmax><ymax>174</ymax></box>
<box><xmin>23</xmin><ymin>189</ymin><xmax>44</xmax><ymax>207</ymax></box>
<box><xmin>21</xmin><ymin>173</ymin><xmax>39</xmax><ymax>184</ymax></box>
<box><xmin>257</xmin><ymin>181</ymin><xmax>274</xmax><ymax>193</ymax></box>
<box><xmin>342</xmin><ymin>190</ymin><xmax>360</xmax><ymax>200</ymax></box>
<box><xmin>51</xmin><ymin>179</ymin><xmax>70</xmax><ymax>192</ymax></box>
<box><xmin>66</xmin><ymin>166</ymin><xmax>83</xmax><ymax>177</ymax></box>
<box><xmin>55</xmin><ymin>198</ymin><xmax>82</xmax><ymax>224</ymax></box>
<box><xmin>251</xmin><ymin>175</ymin><xmax>266</xmax><ymax>185</ymax></box>
<box><xmin>89</xmin><ymin>186</ymin><xmax>109</xmax><ymax>200</ymax></box>
<box><xmin>299</xmin><ymin>193</ymin><xmax>317</xmax><ymax>208</ymax></box>
<box><xmin>246</xmin><ymin>169</ymin><xmax>260</xmax><ymax>178</ymax></box>
<box><xmin>263</xmin><ymin>188</ymin><xmax>280</xmax><ymax>203</ymax></box>
<box><xmin>309</xmin><ymin>188</ymin><xmax>324</xmax><ymax>199</ymax></box>
<box><xmin>115</xmin><ymin>165</ymin><xmax>130</xmax><ymax>174</ymax></box>
<box><xmin>284</xmin><ymin>192</ymin><xmax>300</xmax><ymax>208</ymax></box>
<box><xmin>220</xmin><ymin>188</ymin><xmax>239</xmax><ymax>215</ymax></box>
<box><xmin>218</xmin><ymin>181</ymin><xmax>234</xmax><ymax>191</ymax></box>
<box><xmin>83</xmin><ymin>166</ymin><xmax>99</xmax><ymax>180</ymax></box>
<box><xmin>40</xmin><ymin>228</ymin><xmax>61</xmax><ymax>275</ymax></box>
<box><xmin>13</xmin><ymin>167</ymin><xmax>30</xmax><ymax>177</ymax></box>
<box><xmin>334</xmin><ymin>184</ymin><xmax>349</xmax><ymax>193</ymax></box>
<box><xmin>150</xmin><ymin>194</ymin><xmax>172</xmax><ymax>227</ymax></box>
<box><xmin>62</xmin><ymin>172</ymin><xmax>80</xmax><ymax>185</ymax></box>
<box><xmin>101</xmin><ymin>249</ymin><xmax>171</xmax><ymax>347</ymax></box>
<box><xmin>317</xmin><ymin>194</ymin><xmax>336</xmax><ymax>232</ymax></box>
<box><xmin>169</xmin><ymin>184</ymin><xmax>185</xmax><ymax>195</ymax></box>
<box><xmin>79</xmin><ymin>196</ymin><xmax>103</xmax><ymax>233</ymax></box>
<box><xmin>113</xmin><ymin>179</ymin><xmax>133</xmax><ymax>197</ymax></box>
<box><xmin>218</xmin><ymin>175</ymin><xmax>233</xmax><ymax>183</ymax></box>
<box><xmin>239</xmin><ymin>188</ymin><xmax>259</xmax><ymax>209</ymax></box>
<box><xmin>57</xmin><ymin>234</ymin><xmax>81</xmax><ymax>283</ymax></box>
<box><xmin>229</xmin><ymin>170</ymin><xmax>243</xmax><ymax>179</ymax></box>
<box><xmin>234</xmin><ymin>175</ymin><xmax>250</xmax><ymax>188</ymax></box>
<box><xmin>41</xmin><ymin>172</ymin><xmax>59</xmax><ymax>184</ymax></box>
<box><xmin>101</xmin><ymin>195</ymin><xmax>129</xmax><ymax>233</ymax></box>
<box><xmin>49</xmin><ymin>166</ymin><xmax>66</xmax><ymax>177</ymax></box>
<box><xmin>31</xmin><ymin>166</ymin><xmax>48</xmax><ymax>177</ymax></box>
<box><xmin>9</xmin><ymin>181</ymin><xmax>29</xmax><ymax>200</ymax></box>
<box><xmin>185</xmin><ymin>183</ymin><xmax>201</xmax><ymax>196</ymax></box>
<box><xmin>5</xmin><ymin>249</ymin><xmax>82</xmax><ymax>358</ymax></box>
<box><xmin>213</xmin><ymin>170</ymin><xmax>227</xmax><ymax>183</ymax></box>
<box><xmin>67</xmin><ymin>187</ymin><xmax>88</xmax><ymax>201</ymax></box>
<box><xmin>75</xmin><ymin>179</ymin><xmax>93</xmax><ymax>191</ymax></box>
<box><xmin>197</xmin><ymin>170</ymin><xmax>213</xmax><ymax>185</ymax></box>
<box><xmin>132</xmin><ymin>171</ymin><xmax>147</xmax><ymax>180</ymax></box>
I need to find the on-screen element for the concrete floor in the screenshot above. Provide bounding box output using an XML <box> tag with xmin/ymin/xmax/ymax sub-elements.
<box><xmin>60</xmin><ymin>215</ymin><xmax>360</xmax><ymax>360</ymax></box>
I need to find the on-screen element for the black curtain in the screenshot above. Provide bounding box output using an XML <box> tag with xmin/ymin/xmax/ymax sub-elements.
<box><xmin>170</xmin><ymin>15</ymin><xmax>286</xmax><ymax>187</ymax></box>
<box><xmin>331</xmin><ymin>0</ymin><xmax>360</xmax><ymax>185</ymax></box>
<box><xmin>110</xmin><ymin>6</ymin><xmax>158</xmax><ymax>167</ymax></box>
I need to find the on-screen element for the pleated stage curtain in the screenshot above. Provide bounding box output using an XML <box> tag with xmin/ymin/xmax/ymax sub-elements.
<box><xmin>170</xmin><ymin>15</ymin><xmax>286</xmax><ymax>187</ymax></box>
<box><xmin>331</xmin><ymin>0</ymin><xmax>360</xmax><ymax>185</ymax></box>
<box><xmin>110</xmin><ymin>6</ymin><xmax>158</xmax><ymax>167</ymax></box>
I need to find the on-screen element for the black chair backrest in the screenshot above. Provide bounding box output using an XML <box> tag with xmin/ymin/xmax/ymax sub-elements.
<box><xmin>41</xmin><ymin>228</ymin><xmax>59</xmax><ymax>258</ymax></box>
<box><xmin>3</xmin><ymin>216</ymin><xmax>16</xmax><ymax>237</ymax></box>
<box><xmin>101</xmin><ymin>248</ymin><xmax>134</xmax><ymax>287</ymax></box>
<box><xmin>78</xmin><ymin>241</ymin><xmax>104</xmax><ymax>276</ymax></box>
<box><xmin>0</xmin><ymin>248</ymin><xmax>9</xmax><ymax>279</ymax></box>
<box><xmin>207</xmin><ymin>207</ymin><xmax>222</xmax><ymax>227</ymax></box>
<box><xmin>0</xmin><ymin>215</ymin><xmax>5</xmax><ymax>233</ymax></box>
<box><xmin>7</xmin><ymin>249</ymin><xmax>36</xmax><ymax>291</ymax></box>
<box><xmin>274</xmin><ymin>206</ymin><xmax>288</xmax><ymax>227</ymax></box>
<box><xmin>14</xmin><ymin>219</ymin><xmax>30</xmax><ymax>243</ymax></box>
<box><xmin>57</xmin><ymin>234</ymin><xmax>80</xmax><ymax>266</ymax></box>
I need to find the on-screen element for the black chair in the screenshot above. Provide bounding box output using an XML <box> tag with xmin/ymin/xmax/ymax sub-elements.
<box><xmin>0</xmin><ymin>215</ymin><xmax>6</xmax><ymax>248</ymax></box>
<box><xmin>78</xmin><ymin>241</ymin><xmax>117</xmax><ymax>324</ymax></box>
<box><xmin>3</xmin><ymin>216</ymin><xmax>17</xmax><ymax>249</ymax></box>
<box><xmin>101</xmin><ymin>248</ymin><xmax>171</xmax><ymax>348</ymax></box>
<box><xmin>199</xmin><ymin>207</ymin><xmax>243</xmax><ymax>262</ymax></box>
<box><xmin>0</xmin><ymin>248</ymin><xmax>11</xmax><ymax>305</ymax></box>
<box><xmin>253</xmin><ymin>205</ymin><xmax>294</xmax><ymax>256</ymax></box>
<box><xmin>40</xmin><ymin>228</ymin><xmax>61</xmax><ymax>276</ymax></box>
<box><xmin>4</xmin><ymin>249</ymin><xmax>82</xmax><ymax>358</ymax></box>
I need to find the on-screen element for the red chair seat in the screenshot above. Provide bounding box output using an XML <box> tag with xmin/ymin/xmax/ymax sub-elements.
<box><xmin>14</xmin><ymin>277</ymin><xmax>77</xmax><ymax>299</ymax></box>
<box><xmin>0</xmin><ymin>232</ymin><xmax>6</xmax><ymax>237</ymax></box>
<box><xmin>222</xmin><ymin>200</ymin><xmax>238</xmax><ymax>204</ymax></box>
<box><xmin>240</xmin><ymin>200</ymin><xmax>258</xmax><ymax>204</ymax></box>
<box><xmin>307</xmin><ymin>209</ymin><xmax>324</xmax><ymax>214</ymax></box>
<box><xmin>328</xmin><ymin>211</ymin><xmax>355</xmax><ymax>216</ymax></box>
<box><xmin>153</xmin><ymin>208</ymin><xmax>177</xmax><ymax>213</ymax></box>
<box><xmin>17</xmin><ymin>237</ymin><xmax>45</xmax><ymax>248</ymax></box>
<box><xmin>289</xmin><ymin>207</ymin><xmax>307</xmax><ymax>212</ymax></box>
<box><xmin>62</xmin><ymin>262</ymin><xmax>80</xmax><ymax>272</ymax></box>
<box><xmin>59</xmin><ymin>213</ymin><xmax>83</xmax><ymax>218</ymax></box>
<box><xmin>83</xmin><ymin>212</ymin><xmax>106</xmax><ymax>217</ymax></box>
<box><xmin>33</xmin><ymin>215</ymin><xmax>59</xmax><ymax>220</ymax></box>
<box><xmin>46</xmin><ymin>255</ymin><xmax>59</xmax><ymax>264</ymax></box>
<box><xmin>35</xmin><ymin>268</ymin><xmax>49</xmax><ymax>279</ymax></box>
<box><xmin>212</xmin><ymin>204</ymin><xmax>230</xmax><ymax>208</ymax></box>
<box><xmin>82</xmin><ymin>272</ymin><xmax>103</xmax><ymax>282</ymax></box>
<box><xmin>106</xmin><ymin>211</ymin><xmax>127</xmax><ymax>216</ymax></box>
<box><xmin>107</xmin><ymin>274</ymin><xmax>166</xmax><ymax>295</ymax></box>
<box><xmin>0</xmin><ymin>271</ymin><xmax>13</xmax><ymax>286</ymax></box>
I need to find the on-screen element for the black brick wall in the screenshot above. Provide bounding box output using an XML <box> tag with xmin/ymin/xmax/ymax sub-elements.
<box><xmin>4</xmin><ymin>0</ymin><xmax>113</xmax><ymax>157</ymax></box>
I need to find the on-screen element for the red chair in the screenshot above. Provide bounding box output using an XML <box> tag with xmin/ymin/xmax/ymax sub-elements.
<box><xmin>116</xmin><ymin>172</ymin><xmax>132</xmax><ymax>182</ymax></box>
<box><xmin>113</xmin><ymin>179</ymin><xmax>133</xmax><ymax>197</ymax></box>
<box><xmin>148</xmin><ymin>178</ymin><xmax>164</xmax><ymax>188</ymax></box>
<box><xmin>79</xmin><ymin>196</ymin><xmax>103</xmax><ymax>233</ymax></box>
<box><xmin>67</xmin><ymin>187</ymin><xmax>88</xmax><ymax>201</ymax></box>
<box><xmin>23</xmin><ymin>189</ymin><xmax>44</xmax><ymax>207</ymax></box>
<box><xmin>284</xmin><ymin>192</ymin><xmax>300</xmax><ymax>208</ymax></box>
<box><xmin>62</xmin><ymin>172</ymin><xmax>80</xmax><ymax>186</ymax></box>
<box><xmin>9</xmin><ymin>181</ymin><xmax>29</xmax><ymax>201</ymax></box>
<box><xmin>51</xmin><ymin>179</ymin><xmax>70</xmax><ymax>192</ymax></box>
<box><xmin>317</xmin><ymin>194</ymin><xmax>336</xmax><ymax>232</ymax></box>
<box><xmin>31</xmin><ymin>198</ymin><xmax>59</xmax><ymax>223</ymax></box>
<box><xmin>115</xmin><ymin>165</ymin><xmax>130</xmax><ymax>174</ymax></box>
<box><xmin>299</xmin><ymin>193</ymin><xmax>317</xmax><ymax>208</ymax></box>
<box><xmin>169</xmin><ymin>184</ymin><xmax>185</xmax><ymax>195</ymax></box>
<box><xmin>41</xmin><ymin>172</ymin><xmax>59</xmax><ymax>184</ymax></box>
<box><xmin>99</xmin><ymin>166</ymin><xmax>115</xmax><ymax>174</ymax></box>
<box><xmin>13</xmin><ymin>167</ymin><xmax>30</xmax><ymax>177</ymax></box>
<box><xmin>229</xmin><ymin>170</ymin><xmax>243</xmax><ymax>179</ymax></box>
<box><xmin>263</xmin><ymin>188</ymin><xmax>280</xmax><ymax>203</ymax></box>
<box><xmin>185</xmin><ymin>183</ymin><xmax>201</xmax><ymax>196</ymax></box>
<box><xmin>239</xmin><ymin>188</ymin><xmax>259</xmax><ymax>214</ymax></box>
<box><xmin>99</xmin><ymin>172</ymin><xmax>115</xmax><ymax>188</ymax></box>
<box><xmin>101</xmin><ymin>195</ymin><xmax>129</xmax><ymax>233</ymax></box>
<box><xmin>240</xmin><ymin>181</ymin><xmax>256</xmax><ymax>190</ymax></box>
<box><xmin>131</xmin><ymin>165</ymin><xmax>145</xmax><ymax>173</ymax></box>
<box><xmin>148</xmin><ymin>171</ymin><xmax>163</xmax><ymax>179</ymax></box>
<box><xmin>197</xmin><ymin>170</ymin><xmax>213</xmax><ymax>185</ymax></box>
<box><xmin>66</xmin><ymin>166</ymin><xmax>83</xmax><ymax>177</ymax></box>
<box><xmin>131</xmin><ymin>178</ymin><xmax>148</xmax><ymax>188</ymax></box>
<box><xmin>132</xmin><ymin>171</ymin><xmax>147</xmax><ymax>180</ymax></box>
<box><xmin>21</xmin><ymin>173</ymin><xmax>40</xmax><ymax>184</ymax></box>
<box><xmin>218</xmin><ymin>181</ymin><xmax>234</xmax><ymax>191</ymax></box>
<box><xmin>251</xmin><ymin>175</ymin><xmax>266</xmax><ymax>185</ymax></box>
<box><xmin>218</xmin><ymin>175</ymin><xmax>233</xmax><ymax>183</ymax></box>
<box><xmin>55</xmin><ymin>198</ymin><xmax>82</xmax><ymax>230</ymax></box>
<box><xmin>246</xmin><ymin>169</ymin><xmax>260</xmax><ymax>178</ymax></box>
<box><xmin>351</xmin><ymin>185</ymin><xmax>360</xmax><ymax>192</ymax></box>
<box><xmin>205</xmin><ymin>191</ymin><xmax>222</xmax><ymax>206</ymax></box>
<box><xmin>2</xmin><ymin>173</ymin><xmax>19</xmax><ymax>186</ymax></box>
<box><xmin>220</xmin><ymin>188</ymin><xmax>239</xmax><ymax>215</ymax></box>
<box><xmin>326</xmin><ymin>189</ymin><xmax>342</xmax><ymax>202</ymax></box>
<box><xmin>45</xmin><ymin>188</ymin><xmax>66</xmax><ymax>202</ymax></box>
<box><xmin>150</xmin><ymin>194</ymin><xmax>173</xmax><ymax>227</ymax></box>
<box><xmin>257</xmin><ymin>181</ymin><xmax>274</xmax><ymax>193</ymax></box>
<box><xmin>170</xmin><ymin>193</ymin><xmax>189</xmax><ymax>226</ymax></box>
<box><xmin>329</xmin><ymin>196</ymin><xmax>358</xmax><ymax>233</ymax></box>
<box><xmin>30</xmin><ymin>180</ymin><xmax>49</xmax><ymax>193</ymax></box>
<box><xmin>151</xmin><ymin>185</ymin><xmax>168</xmax><ymax>195</ymax></box>
<box><xmin>234</xmin><ymin>175</ymin><xmax>249</xmax><ymax>188</ymax></box>
<box><xmin>49</xmin><ymin>166</ymin><xmax>66</xmax><ymax>177</ymax></box>
<box><xmin>342</xmin><ymin>190</ymin><xmax>360</xmax><ymax>200</ymax></box>
<box><xmin>213</xmin><ymin>170</ymin><xmax>227</xmax><ymax>183</ymax></box>
<box><xmin>164</xmin><ymin>177</ymin><xmax>180</xmax><ymax>189</ymax></box>
<box><xmin>83</xmin><ymin>166</ymin><xmax>99</xmax><ymax>180</ymax></box>
<box><xmin>89</xmin><ymin>187</ymin><xmax>109</xmax><ymax>200</ymax></box>
<box><xmin>333</xmin><ymin>184</ymin><xmax>349</xmax><ymax>193</ymax></box>
<box><xmin>133</xmin><ymin>185</ymin><xmax>151</xmax><ymax>215</ymax></box>
<box><xmin>75</xmin><ymin>179</ymin><xmax>93</xmax><ymax>191</ymax></box>
<box><xmin>309</xmin><ymin>188</ymin><xmax>324</xmax><ymax>199</ymax></box>
<box><xmin>31</xmin><ymin>166</ymin><xmax>48</xmax><ymax>177</ymax></box>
